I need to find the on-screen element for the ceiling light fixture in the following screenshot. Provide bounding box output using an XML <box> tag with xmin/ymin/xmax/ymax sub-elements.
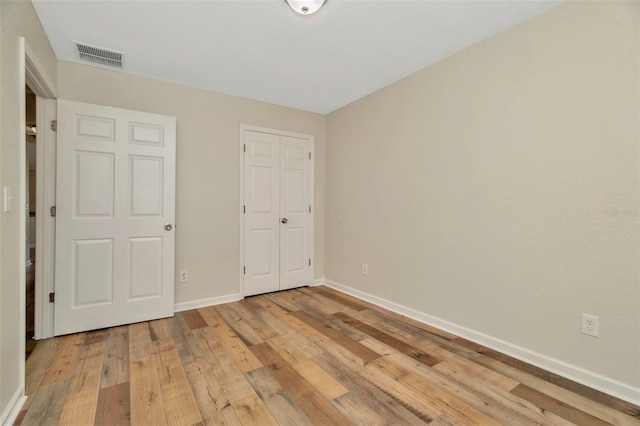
<box><xmin>285</xmin><ymin>0</ymin><xmax>326</xmax><ymax>15</ymax></box>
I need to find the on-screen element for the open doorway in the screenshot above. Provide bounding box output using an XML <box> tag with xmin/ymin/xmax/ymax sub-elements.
<box><xmin>25</xmin><ymin>85</ymin><xmax>37</xmax><ymax>358</ymax></box>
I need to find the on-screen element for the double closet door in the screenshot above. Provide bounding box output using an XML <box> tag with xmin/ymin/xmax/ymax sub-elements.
<box><xmin>243</xmin><ymin>128</ymin><xmax>312</xmax><ymax>297</ymax></box>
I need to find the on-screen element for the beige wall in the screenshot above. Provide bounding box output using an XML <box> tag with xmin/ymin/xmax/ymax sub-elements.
<box><xmin>57</xmin><ymin>61</ymin><xmax>326</xmax><ymax>304</ymax></box>
<box><xmin>0</xmin><ymin>0</ymin><xmax>57</xmax><ymax>418</ymax></box>
<box><xmin>325</xmin><ymin>1</ymin><xmax>639</xmax><ymax>392</ymax></box>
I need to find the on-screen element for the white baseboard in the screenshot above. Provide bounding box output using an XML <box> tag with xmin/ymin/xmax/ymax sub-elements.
<box><xmin>311</xmin><ymin>278</ymin><xmax>324</xmax><ymax>287</ymax></box>
<box><xmin>319</xmin><ymin>277</ymin><xmax>640</xmax><ymax>406</ymax></box>
<box><xmin>0</xmin><ymin>387</ymin><xmax>26</xmax><ymax>426</ymax></box>
<box><xmin>174</xmin><ymin>293</ymin><xmax>242</xmax><ymax>313</ymax></box>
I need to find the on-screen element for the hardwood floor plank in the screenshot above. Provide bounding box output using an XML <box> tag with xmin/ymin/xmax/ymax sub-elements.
<box><xmin>312</xmin><ymin>351</ymin><xmax>430</xmax><ymax>424</ymax></box>
<box><xmin>166</xmin><ymin>314</ymin><xmax>201</xmax><ymax>366</ymax></box>
<box><xmin>20</xmin><ymin>380</ymin><xmax>70</xmax><ymax>426</ymax></box>
<box><xmin>312</xmin><ymin>287</ymin><xmax>369</xmax><ymax>311</ymax></box>
<box><xmin>184</xmin><ymin>360</ymin><xmax>231</xmax><ymax>424</ymax></box>
<box><xmin>511</xmin><ymin>384</ymin><xmax>613</xmax><ymax>426</ymax></box>
<box><xmin>149</xmin><ymin>318</ymin><xmax>174</xmax><ymax>342</ymax></box>
<box><xmin>84</xmin><ymin>329</ymin><xmax>109</xmax><ymax>346</ymax></box>
<box><xmin>129</xmin><ymin>354</ymin><xmax>168</xmax><ymax>426</ymax></box>
<box><xmin>432</xmin><ymin>358</ymin><xmax>519</xmax><ymax>392</ymax></box>
<box><xmin>335</xmin><ymin>348</ymin><xmax>444</xmax><ymax>421</ymax></box>
<box><xmin>455</xmin><ymin>337</ymin><xmax>640</xmax><ymax>421</ymax></box>
<box><xmin>245</xmin><ymin>367</ymin><xmax>314</xmax><ymax>426</ymax></box>
<box><xmin>193</xmin><ymin>327</ymin><xmax>258</xmax><ymax>403</ymax></box>
<box><xmin>214</xmin><ymin>303</ymin><xmax>266</xmax><ymax>346</ymax></box>
<box><xmin>371</xmin><ymin>356</ymin><xmax>502</xmax><ymax>426</ymax></box>
<box><xmin>198</xmin><ymin>306</ymin><xmax>263</xmax><ymax>373</ymax></box>
<box><xmin>58</xmin><ymin>339</ymin><xmax>107</xmax><ymax>425</ymax></box>
<box><xmin>473</xmin><ymin>354</ymin><xmax>640</xmax><ymax>425</ymax></box>
<box><xmin>287</xmin><ymin>288</ymin><xmax>342</xmax><ymax>315</ymax></box>
<box><xmin>291</xmin><ymin>310</ymin><xmax>381</xmax><ymax>363</ymax></box>
<box><xmin>333</xmin><ymin>311</ymin><xmax>442</xmax><ymax>367</ymax></box>
<box><xmin>228</xmin><ymin>301</ymin><xmax>280</xmax><ymax>342</ymax></box>
<box><xmin>181</xmin><ymin>309</ymin><xmax>208</xmax><ymax>330</ymax></box>
<box><xmin>253</xmin><ymin>298</ymin><xmax>322</xmax><ymax>339</ymax></box>
<box><xmin>267</xmin><ymin>334</ymin><xmax>349</xmax><ymax>401</ymax></box>
<box><xmin>40</xmin><ymin>333</ymin><xmax>85</xmax><ymax>385</ymax></box>
<box><xmin>347</xmin><ymin>297</ymin><xmax>458</xmax><ymax>341</ymax></box>
<box><xmin>232</xmin><ymin>394</ymin><xmax>279</xmax><ymax>426</ymax></box>
<box><xmin>25</xmin><ymin>337</ymin><xmax>60</xmax><ymax>395</ymax></box>
<box><xmin>254</xmin><ymin>307</ymin><xmax>325</xmax><ymax>358</ymax></box>
<box><xmin>129</xmin><ymin>322</ymin><xmax>155</xmax><ymax>360</ymax></box>
<box><xmin>282</xmin><ymin>293</ymin><xmax>367</xmax><ymax>341</ymax></box>
<box><xmin>263</xmin><ymin>292</ymin><xmax>300</xmax><ymax>312</ymax></box>
<box><xmin>432</xmin><ymin>360</ymin><xmax>575</xmax><ymax>426</ymax></box>
<box><xmin>390</xmin><ymin>350</ymin><xmax>579</xmax><ymax>425</ymax></box>
<box><xmin>95</xmin><ymin>382</ymin><xmax>131</xmax><ymax>426</ymax></box>
<box><xmin>429</xmin><ymin>413</ymin><xmax>465</xmax><ymax>425</ymax></box>
<box><xmin>359</xmin><ymin>309</ymin><xmax>470</xmax><ymax>357</ymax></box>
<box><xmin>101</xmin><ymin>326</ymin><xmax>129</xmax><ymax>389</ymax></box>
<box><xmin>155</xmin><ymin>341</ymin><xmax>203</xmax><ymax>425</ymax></box>
<box><xmin>251</xmin><ymin>342</ymin><xmax>352</xmax><ymax>426</ymax></box>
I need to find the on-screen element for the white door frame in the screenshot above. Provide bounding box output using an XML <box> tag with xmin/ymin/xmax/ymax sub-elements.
<box><xmin>239</xmin><ymin>124</ymin><xmax>314</xmax><ymax>297</ymax></box>
<box><xmin>25</xmin><ymin>41</ymin><xmax>57</xmax><ymax>340</ymax></box>
<box><xmin>8</xmin><ymin>38</ymin><xmax>58</xmax><ymax>419</ymax></box>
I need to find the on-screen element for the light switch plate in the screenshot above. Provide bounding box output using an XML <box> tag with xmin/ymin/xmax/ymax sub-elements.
<box><xmin>3</xmin><ymin>187</ymin><xmax>12</xmax><ymax>213</ymax></box>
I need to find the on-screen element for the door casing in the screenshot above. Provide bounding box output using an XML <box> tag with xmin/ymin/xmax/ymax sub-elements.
<box><xmin>25</xmin><ymin>40</ymin><xmax>57</xmax><ymax>340</ymax></box>
<box><xmin>239</xmin><ymin>124</ymin><xmax>314</xmax><ymax>297</ymax></box>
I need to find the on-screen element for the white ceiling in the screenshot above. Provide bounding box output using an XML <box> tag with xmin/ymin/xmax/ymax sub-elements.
<box><xmin>32</xmin><ymin>0</ymin><xmax>561</xmax><ymax>114</ymax></box>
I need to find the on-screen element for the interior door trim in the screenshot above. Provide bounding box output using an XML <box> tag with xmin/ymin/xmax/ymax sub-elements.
<box><xmin>25</xmin><ymin>39</ymin><xmax>58</xmax><ymax>341</ymax></box>
<box><xmin>239</xmin><ymin>124</ymin><xmax>314</xmax><ymax>297</ymax></box>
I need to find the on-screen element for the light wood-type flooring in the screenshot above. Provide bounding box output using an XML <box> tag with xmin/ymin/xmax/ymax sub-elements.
<box><xmin>17</xmin><ymin>286</ymin><xmax>640</xmax><ymax>425</ymax></box>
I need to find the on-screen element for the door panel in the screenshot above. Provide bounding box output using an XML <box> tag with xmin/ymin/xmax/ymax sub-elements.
<box><xmin>129</xmin><ymin>156</ymin><xmax>164</xmax><ymax>216</ymax></box>
<box><xmin>55</xmin><ymin>100</ymin><xmax>176</xmax><ymax>335</ymax></box>
<box><xmin>243</xmin><ymin>130</ymin><xmax>311</xmax><ymax>296</ymax></box>
<box><xmin>279</xmin><ymin>136</ymin><xmax>310</xmax><ymax>290</ymax></box>
<box><xmin>75</xmin><ymin>151</ymin><xmax>114</xmax><ymax>217</ymax></box>
<box><xmin>129</xmin><ymin>237</ymin><xmax>163</xmax><ymax>298</ymax></box>
<box><xmin>244</xmin><ymin>131</ymin><xmax>280</xmax><ymax>296</ymax></box>
<box><xmin>74</xmin><ymin>239</ymin><xmax>113</xmax><ymax>305</ymax></box>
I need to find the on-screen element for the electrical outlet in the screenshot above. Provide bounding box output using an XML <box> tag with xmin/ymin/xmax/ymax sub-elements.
<box><xmin>362</xmin><ymin>263</ymin><xmax>368</xmax><ymax>275</ymax></box>
<box><xmin>581</xmin><ymin>313</ymin><xmax>599</xmax><ymax>337</ymax></box>
<box><xmin>179</xmin><ymin>270</ymin><xmax>188</xmax><ymax>283</ymax></box>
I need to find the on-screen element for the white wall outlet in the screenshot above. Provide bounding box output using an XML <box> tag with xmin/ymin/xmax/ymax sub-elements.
<box><xmin>581</xmin><ymin>313</ymin><xmax>599</xmax><ymax>337</ymax></box>
<box><xmin>179</xmin><ymin>270</ymin><xmax>188</xmax><ymax>283</ymax></box>
<box><xmin>362</xmin><ymin>263</ymin><xmax>368</xmax><ymax>275</ymax></box>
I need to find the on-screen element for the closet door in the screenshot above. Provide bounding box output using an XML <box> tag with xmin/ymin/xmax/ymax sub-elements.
<box><xmin>279</xmin><ymin>136</ymin><xmax>311</xmax><ymax>290</ymax></box>
<box><xmin>244</xmin><ymin>131</ymin><xmax>281</xmax><ymax>296</ymax></box>
<box><xmin>243</xmin><ymin>128</ymin><xmax>312</xmax><ymax>297</ymax></box>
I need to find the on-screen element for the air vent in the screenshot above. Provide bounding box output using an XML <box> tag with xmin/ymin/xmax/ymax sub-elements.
<box><xmin>72</xmin><ymin>41</ymin><xmax>123</xmax><ymax>69</ymax></box>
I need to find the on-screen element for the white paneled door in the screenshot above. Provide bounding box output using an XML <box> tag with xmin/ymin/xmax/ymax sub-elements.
<box><xmin>55</xmin><ymin>100</ymin><xmax>176</xmax><ymax>336</ymax></box>
<box><xmin>243</xmin><ymin>128</ymin><xmax>312</xmax><ymax>297</ymax></box>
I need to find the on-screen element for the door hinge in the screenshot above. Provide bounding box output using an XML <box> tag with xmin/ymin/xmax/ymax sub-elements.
<box><xmin>243</xmin><ymin>205</ymin><xmax>246</xmax><ymax>214</ymax></box>
<box><xmin>309</xmin><ymin>205</ymin><xmax>311</xmax><ymax>213</ymax></box>
<box><xmin>50</xmin><ymin>120</ymin><xmax>57</xmax><ymax>132</ymax></box>
<box><xmin>49</xmin><ymin>292</ymin><xmax>55</xmax><ymax>303</ymax></box>
<box><xmin>243</xmin><ymin>266</ymin><xmax>246</xmax><ymax>275</ymax></box>
<box><xmin>309</xmin><ymin>152</ymin><xmax>311</xmax><ymax>160</ymax></box>
<box><xmin>49</xmin><ymin>206</ymin><xmax>56</xmax><ymax>217</ymax></box>
<box><xmin>309</xmin><ymin>258</ymin><xmax>311</xmax><ymax>266</ymax></box>
<box><xmin>243</xmin><ymin>144</ymin><xmax>246</xmax><ymax>153</ymax></box>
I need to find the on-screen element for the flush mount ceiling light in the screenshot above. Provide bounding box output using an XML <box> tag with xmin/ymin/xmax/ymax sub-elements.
<box><xmin>285</xmin><ymin>0</ymin><xmax>326</xmax><ymax>15</ymax></box>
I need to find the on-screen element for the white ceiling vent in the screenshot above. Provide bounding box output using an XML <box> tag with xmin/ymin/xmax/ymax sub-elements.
<box><xmin>72</xmin><ymin>41</ymin><xmax>123</xmax><ymax>69</ymax></box>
